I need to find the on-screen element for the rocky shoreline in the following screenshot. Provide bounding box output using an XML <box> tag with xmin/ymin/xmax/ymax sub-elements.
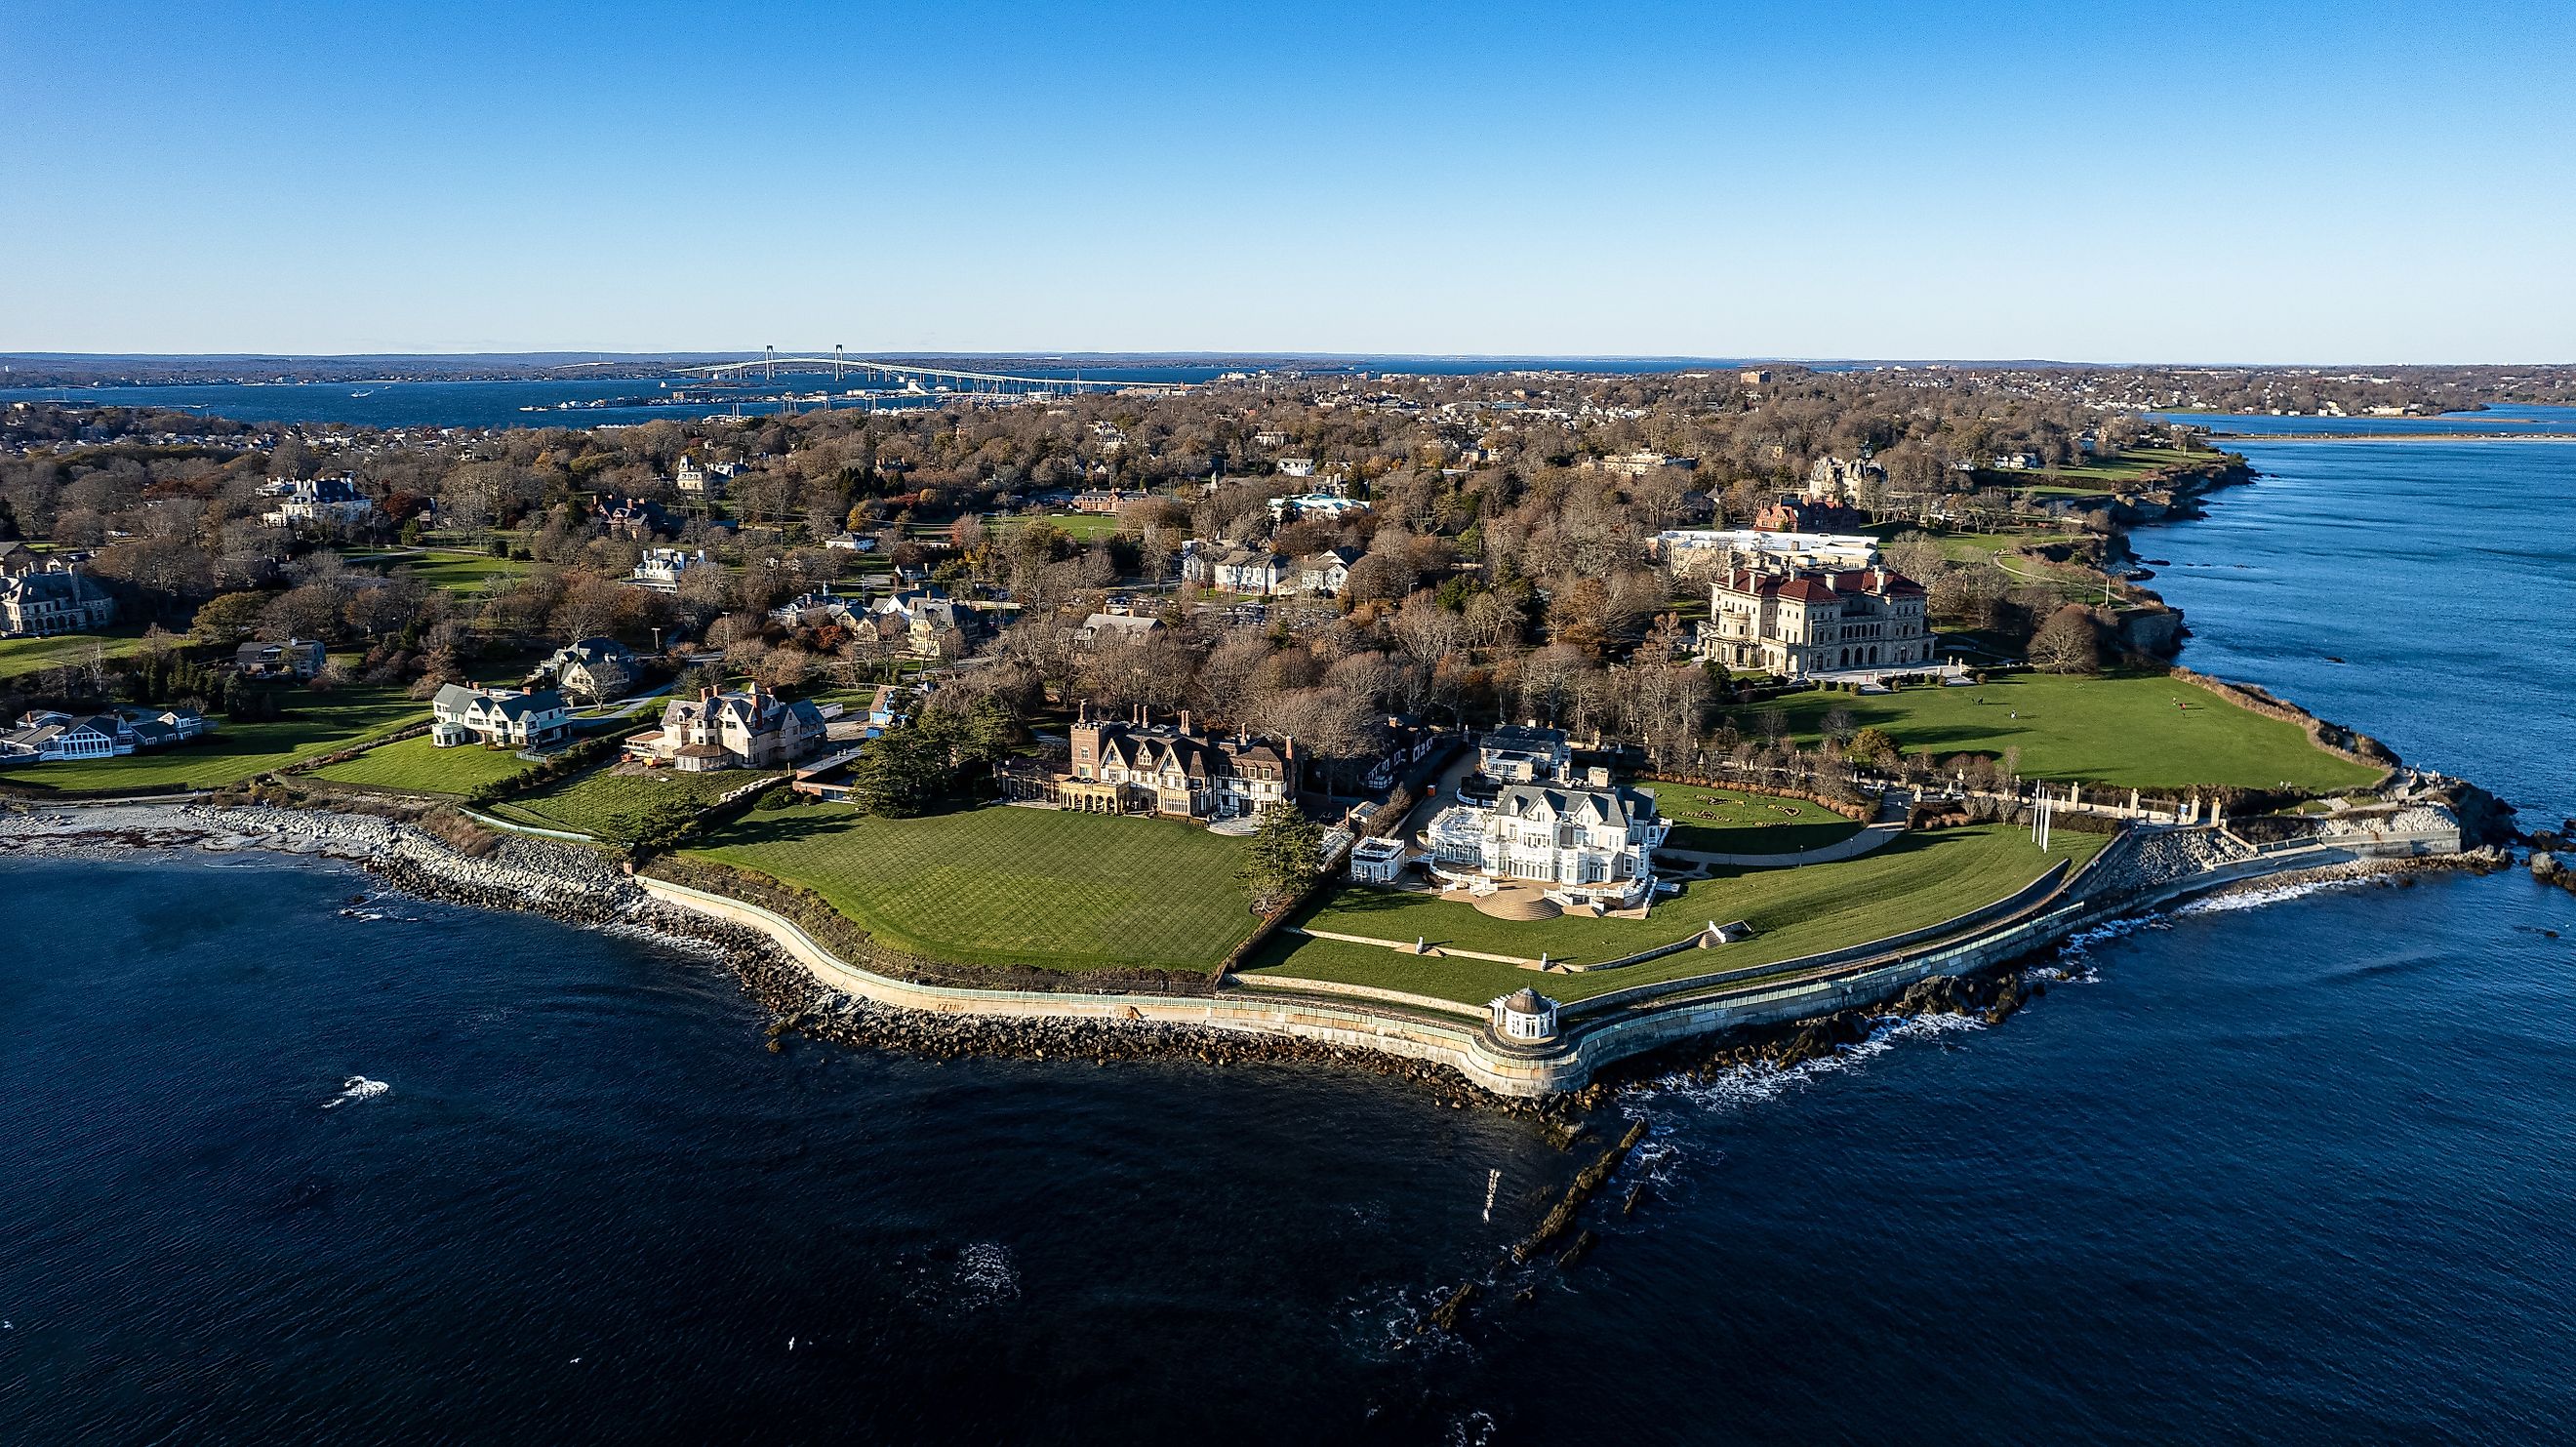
<box><xmin>0</xmin><ymin>800</ymin><xmax>1579</xmax><ymax>1122</ymax></box>
<box><xmin>0</xmin><ymin>797</ymin><xmax>2527</xmax><ymax>1129</ymax></box>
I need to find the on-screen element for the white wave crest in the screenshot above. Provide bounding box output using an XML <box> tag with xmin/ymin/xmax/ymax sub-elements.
<box><xmin>2174</xmin><ymin>879</ymin><xmax>2348</xmax><ymax>915</ymax></box>
<box><xmin>1639</xmin><ymin>1009</ymin><xmax>1986</xmax><ymax>1116</ymax></box>
<box><xmin>321</xmin><ymin>1076</ymin><xmax>388</xmax><ymax>1108</ymax></box>
<box><xmin>1447</xmin><ymin>1409</ymin><xmax>1499</xmax><ymax>1447</ymax></box>
<box><xmin>953</xmin><ymin>1242</ymin><xmax>1020</xmax><ymax>1307</ymax></box>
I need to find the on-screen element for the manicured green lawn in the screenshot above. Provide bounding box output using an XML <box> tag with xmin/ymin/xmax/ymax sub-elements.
<box><xmin>494</xmin><ymin>765</ymin><xmax>768</xmax><ymax>841</ymax></box>
<box><xmin>401</xmin><ymin>551</ymin><xmax>530</xmax><ymax>593</ymax></box>
<box><xmin>1245</xmin><ymin>824</ymin><xmax>2099</xmax><ymax>1006</ymax></box>
<box><xmin>0</xmin><ymin>627</ymin><xmax>158</xmax><ymax>681</ymax></box>
<box><xmin>989</xmin><ymin>511</ymin><xmax>1123</xmax><ymax>541</ymax></box>
<box><xmin>0</xmin><ymin>686</ymin><xmax>427</xmax><ymax>793</ymax></box>
<box><xmin>686</xmin><ymin>802</ymin><xmax>1261</xmax><ymax>973</ymax></box>
<box><xmin>344</xmin><ymin>547</ymin><xmax>531</xmax><ymax>594</ymax></box>
<box><xmin>1869</xmin><ymin>526</ymin><xmax>2091</xmax><ymax>567</ymax></box>
<box><xmin>1647</xmin><ymin>781</ymin><xmax>1862</xmax><ymax>854</ymax></box>
<box><xmin>2030</xmin><ymin>446</ymin><xmax>2213</xmax><ymax>491</ymax></box>
<box><xmin>309</xmin><ymin>733</ymin><xmax>537</xmax><ymax>795</ymax></box>
<box><xmin>1745</xmin><ymin>671</ymin><xmax>2380</xmax><ymax>792</ymax></box>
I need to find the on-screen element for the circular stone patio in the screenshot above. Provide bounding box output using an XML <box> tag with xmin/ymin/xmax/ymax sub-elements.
<box><xmin>1469</xmin><ymin>882</ymin><xmax>1562</xmax><ymax>921</ymax></box>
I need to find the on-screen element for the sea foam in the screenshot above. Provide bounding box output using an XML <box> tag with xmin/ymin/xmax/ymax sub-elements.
<box><xmin>322</xmin><ymin>1076</ymin><xmax>389</xmax><ymax>1108</ymax></box>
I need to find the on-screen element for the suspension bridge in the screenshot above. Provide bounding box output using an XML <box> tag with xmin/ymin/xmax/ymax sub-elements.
<box><xmin>670</xmin><ymin>346</ymin><xmax>1195</xmax><ymax>397</ymax></box>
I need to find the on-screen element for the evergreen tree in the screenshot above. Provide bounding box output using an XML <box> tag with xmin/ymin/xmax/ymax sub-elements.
<box><xmin>1238</xmin><ymin>803</ymin><xmax>1326</xmax><ymax>914</ymax></box>
<box><xmin>850</xmin><ymin>724</ymin><xmax>950</xmax><ymax>817</ymax></box>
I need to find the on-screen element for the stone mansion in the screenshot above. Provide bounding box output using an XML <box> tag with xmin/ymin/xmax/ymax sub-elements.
<box><xmin>1697</xmin><ymin>561</ymin><xmax>1934</xmax><ymax>678</ymax></box>
<box><xmin>1042</xmin><ymin>704</ymin><xmax>1296</xmax><ymax>821</ymax></box>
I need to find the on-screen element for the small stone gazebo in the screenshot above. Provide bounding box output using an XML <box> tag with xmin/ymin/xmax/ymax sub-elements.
<box><xmin>1488</xmin><ymin>988</ymin><xmax>1561</xmax><ymax>1043</ymax></box>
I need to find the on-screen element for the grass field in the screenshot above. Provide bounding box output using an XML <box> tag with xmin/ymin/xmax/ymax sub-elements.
<box><xmin>344</xmin><ymin>547</ymin><xmax>532</xmax><ymax>594</ymax></box>
<box><xmin>1245</xmin><ymin>824</ymin><xmax>2099</xmax><ymax>1006</ymax></box>
<box><xmin>1745</xmin><ymin>671</ymin><xmax>2380</xmax><ymax>792</ymax></box>
<box><xmin>309</xmin><ymin>733</ymin><xmax>537</xmax><ymax>795</ymax></box>
<box><xmin>493</xmin><ymin>765</ymin><xmax>766</xmax><ymax>841</ymax></box>
<box><xmin>400</xmin><ymin>551</ymin><xmax>531</xmax><ymax>593</ymax></box>
<box><xmin>2029</xmin><ymin>446</ymin><xmax>2213</xmax><ymax>491</ymax></box>
<box><xmin>1648</xmin><ymin>782</ymin><xmax>1863</xmax><ymax>854</ymax></box>
<box><xmin>0</xmin><ymin>686</ymin><xmax>427</xmax><ymax>793</ymax></box>
<box><xmin>989</xmin><ymin>511</ymin><xmax>1123</xmax><ymax>542</ymax></box>
<box><xmin>0</xmin><ymin>627</ymin><xmax>158</xmax><ymax>681</ymax></box>
<box><xmin>1876</xmin><ymin>527</ymin><xmax>2081</xmax><ymax>565</ymax></box>
<box><xmin>687</xmin><ymin>803</ymin><xmax>1261</xmax><ymax>972</ymax></box>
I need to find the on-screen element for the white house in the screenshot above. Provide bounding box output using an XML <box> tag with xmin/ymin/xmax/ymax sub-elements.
<box><xmin>0</xmin><ymin>705</ymin><xmax>204</xmax><ymax>763</ymax></box>
<box><xmin>259</xmin><ymin>476</ymin><xmax>376</xmax><ymax>528</ymax></box>
<box><xmin>1294</xmin><ymin>547</ymin><xmax>1359</xmax><ymax>595</ymax></box>
<box><xmin>527</xmin><ymin>637</ymin><xmax>640</xmax><ymax>702</ymax></box>
<box><xmin>430</xmin><ymin>684</ymin><xmax>573</xmax><ymax>749</ymax></box>
<box><xmin>1268</xmin><ymin>494</ymin><xmax>1369</xmax><ymax>522</ymax></box>
<box><xmin>1208</xmin><ymin>548</ymin><xmax>1290</xmax><ymax>595</ymax></box>
<box><xmin>627</xmin><ymin>547</ymin><xmax>709</xmax><ymax>592</ymax></box>
<box><xmin>1650</xmin><ymin>529</ymin><xmax>1879</xmax><ymax>574</ymax></box>
<box><xmin>674</xmin><ymin>457</ymin><xmax>738</xmax><ymax>498</ymax></box>
<box><xmin>1422</xmin><ymin>783</ymin><xmax>1668</xmax><ymax>909</ymax></box>
<box><xmin>1348</xmin><ymin>834</ymin><xmax>1408</xmax><ymax>884</ymax></box>
<box><xmin>1277</xmin><ymin>456</ymin><xmax>1317</xmax><ymax>478</ymax></box>
<box><xmin>1476</xmin><ymin>724</ymin><xmax>1574</xmax><ymax>784</ymax></box>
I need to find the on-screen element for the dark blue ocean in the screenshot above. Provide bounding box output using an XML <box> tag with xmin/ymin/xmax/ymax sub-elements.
<box><xmin>6</xmin><ymin>431</ymin><xmax>2576</xmax><ymax>1443</ymax></box>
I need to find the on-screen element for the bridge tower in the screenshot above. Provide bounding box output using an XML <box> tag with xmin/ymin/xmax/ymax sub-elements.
<box><xmin>765</xmin><ymin>344</ymin><xmax>776</xmax><ymax>382</ymax></box>
<box><xmin>833</xmin><ymin>343</ymin><xmax>845</xmax><ymax>382</ymax></box>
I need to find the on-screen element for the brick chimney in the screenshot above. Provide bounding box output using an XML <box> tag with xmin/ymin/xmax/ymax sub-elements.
<box><xmin>1179</xmin><ymin>709</ymin><xmax>1192</xmax><ymax>735</ymax></box>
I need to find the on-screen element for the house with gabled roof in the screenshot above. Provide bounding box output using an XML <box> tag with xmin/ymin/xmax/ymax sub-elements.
<box><xmin>0</xmin><ymin>705</ymin><xmax>211</xmax><ymax>764</ymax></box>
<box><xmin>234</xmin><ymin>637</ymin><xmax>327</xmax><ymax>679</ymax></box>
<box><xmin>431</xmin><ymin>683</ymin><xmax>573</xmax><ymax>750</ymax></box>
<box><xmin>624</xmin><ymin>683</ymin><xmax>825</xmax><ymax>772</ymax></box>
<box><xmin>528</xmin><ymin>637</ymin><xmax>640</xmax><ymax>702</ymax></box>
<box><xmin>1421</xmin><ymin>781</ymin><xmax>1669</xmax><ymax>909</ymax></box>
<box><xmin>1207</xmin><ymin>547</ymin><xmax>1290</xmax><ymax>595</ymax></box>
<box><xmin>1031</xmin><ymin>703</ymin><xmax>1296</xmax><ymax>822</ymax></box>
<box><xmin>1295</xmin><ymin>546</ymin><xmax>1360</xmax><ymax>595</ymax></box>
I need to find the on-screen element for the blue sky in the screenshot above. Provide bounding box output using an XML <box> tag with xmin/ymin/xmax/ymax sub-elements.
<box><xmin>3</xmin><ymin>1</ymin><xmax>2569</xmax><ymax>360</ymax></box>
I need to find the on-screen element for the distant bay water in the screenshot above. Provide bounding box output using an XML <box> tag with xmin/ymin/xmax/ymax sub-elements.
<box><xmin>0</xmin><ymin>357</ymin><xmax>1746</xmax><ymax>431</ymax></box>
<box><xmin>4</xmin><ymin>416</ymin><xmax>2574</xmax><ymax>1443</ymax></box>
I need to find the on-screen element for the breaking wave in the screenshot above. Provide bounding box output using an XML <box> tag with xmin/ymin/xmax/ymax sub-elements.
<box><xmin>2174</xmin><ymin>879</ymin><xmax>2351</xmax><ymax>915</ymax></box>
<box><xmin>322</xmin><ymin>1076</ymin><xmax>388</xmax><ymax>1108</ymax></box>
<box><xmin>1637</xmin><ymin>1009</ymin><xmax>1989</xmax><ymax>1117</ymax></box>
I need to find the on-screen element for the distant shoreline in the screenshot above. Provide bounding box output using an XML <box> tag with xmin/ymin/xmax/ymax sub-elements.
<box><xmin>2206</xmin><ymin>431</ymin><xmax>2576</xmax><ymax>443</ymax></box>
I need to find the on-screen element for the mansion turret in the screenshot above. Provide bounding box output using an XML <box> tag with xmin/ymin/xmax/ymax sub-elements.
<box><xmin>1698</xmin><ymin>562</ymin><xmax>1932</xmax><ymax>679</ymax></box>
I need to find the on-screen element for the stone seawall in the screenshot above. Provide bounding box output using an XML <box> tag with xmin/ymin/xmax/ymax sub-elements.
<box><xmin>1</xmin><ymin>801</ymin><xmax>2488</xmax><ymax>1103</ymax></box>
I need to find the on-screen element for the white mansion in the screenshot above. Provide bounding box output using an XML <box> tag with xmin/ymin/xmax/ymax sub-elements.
<box><xmin>1697</xmin><ymin>561</ymin><xmax>1935</xmax><ymax>678</ymax></box>
<box><xmin>1418</xmin><ymin>723</ymin><xmax>1669</xmax><ymax>909</ymax></box>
